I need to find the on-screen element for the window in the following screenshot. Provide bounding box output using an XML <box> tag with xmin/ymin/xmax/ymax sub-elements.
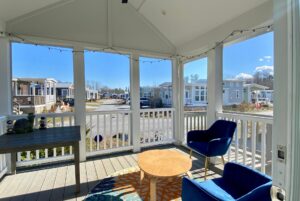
<box><xmin>140</xmin><ymin>57</ymin><xmax>172</xmax><ymax>108</ymax></box>
<box><xmin>184</xmin><ymin>57</ymin><xmax>208</xmax><ymax>111</ymax></box>
<box><xmin>84</xmin><ymin>51</ymin><xmax>130</xmax><ymax>111</ymax></box>
<box><xmin>236</xmin><ymin>90</ymin><xmax>239</xmax><ymax>99</ymax></box>
<box><xmin>195</xmin><ymin>91</ymin><xmax>200</xmax><ymax>101</ymax></box>
<box><xmin>223</xmin><ymin>32</ymin><xmax>274</xmax><ymax>115</ymax></box>
<box><xmin>12</xmin><ymin>42</ymin><xmax>73</xmax><ymax>115</ymax></box>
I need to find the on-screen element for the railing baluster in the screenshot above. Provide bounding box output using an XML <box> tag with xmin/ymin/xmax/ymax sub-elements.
<box><xmin>235</xmin><ymin>120</ymin><xmax>239</xmax><ymax>162</ymax></box>
<box><xmin>261</xmin><ymin>123</ymin><xmax>267</xmax><ymax>173</ymax></box>
<box><xmin>251</xmin><ymin>121</ymin><xmax>257</xmax><ymax>168</ymax></box>
<box><xmin>89</xmin><ymin>114</ymin><xmax>93</xmax><ymax>152</ymax></box>
<box><xmin>109</xmin><ymin>114</ymin><xmax>112</xmax><ymax>149</ymax></box>
<box><xmin>103</xmin><ymin>114</ymin><xmax>106</xmax><ymax>150</ymax></box>
<box><xmin>122</xmin><ymin>113</ymin><xmax>125</xmax><ymax>147</ymax></box>
<box><xmin>242</xmin><ymin>120</ymin><xmax>247</xmax><ymax>165</ymax></box>
<box><xmin>97</xmin><ymin>114</ymin><xmax>100</xmax><ymax>150</ymax></box>
<box><xmin>116</xmin><ymin>113</ymin><xmax>119</xmax><ymax>148</ymax></box>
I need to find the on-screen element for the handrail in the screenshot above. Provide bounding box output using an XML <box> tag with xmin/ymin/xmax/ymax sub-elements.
<box><xmin>217</xmin><ymin>112</ymin><xmax>273</xmax><ymax>124</ymax></box>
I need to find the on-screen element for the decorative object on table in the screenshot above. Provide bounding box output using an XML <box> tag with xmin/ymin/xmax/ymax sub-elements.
<box><xmin>93</xmin><ymin>134</ymin><xmax>103</xmax><ymax>143</ymax></box>
<box><xmin>85</xmin><ymin>167</ymin><xmax>182</xmax><ymax>201</ymax></box>
<box><xmin>187</xmin><ymin>119</ymin><xmax>237</xmax><ymax>180</ymax></box>
<box><xmin>6</xmin><ymin>119</ymin><xmax>14</xmax><ymax>134</ymax></box>
<box><xmin>13</xmin><ymin>113</ymin><xmax>36</xmax><ymax>134</ymax></box>
<box><xmin>181</xmin><ymin>162</ymin><xmax>272</xmax><ymax>201</ymax></box>
<box><xmin>27</xmin><ymin>113</ymin><xmax>35</xmax><ymax>132</ymax></box>
<box><xmin>39</xmin><ymin>116</ymin><xmax>47</xmax><ymax>129</ymax></box>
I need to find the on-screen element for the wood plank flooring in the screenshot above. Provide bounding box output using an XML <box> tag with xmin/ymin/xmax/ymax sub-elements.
<box><xmin>0</xmin><ymin>146</ymin><xmax>221</xmax><ymax>201</ymax></box>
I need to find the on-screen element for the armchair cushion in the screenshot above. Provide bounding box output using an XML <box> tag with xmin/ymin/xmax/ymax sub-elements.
<box><xmin>181</xmin><ymin>162</ymin><xmax>272</xmax><ymax>201</ymax></box>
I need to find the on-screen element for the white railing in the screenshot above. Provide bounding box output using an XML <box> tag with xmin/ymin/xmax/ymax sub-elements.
<box><xmin>140</xmin><ymin>108</ymin><xmax>175</xmax><ymax>147</ymax></box>
<box><xmin>9</xmin><ymin>113</ymin><xmax>75</xmax><ymax>167</ymax></box>
<box><xmin>184</xmin><ymin>111</ymin><xmax>207</xmax><ymax>142</ymax></box>
<box><xmin>217</xmin><ymin>112</ymin><xmax>273</xmax><ymax>175</ymax></box>
<box><xmin>0</xmin><ymin>116</ymin><xmax>8</xmax><ymax>179</ymax></box>
<box><xmin>85</xmin><ymin>110</ymin><xmax>132</xmax><ymax>156</ymax></box>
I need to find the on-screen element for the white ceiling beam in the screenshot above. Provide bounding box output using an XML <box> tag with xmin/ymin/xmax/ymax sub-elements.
<box><xmin>128</xmin><ymin>2</ymin><xmax>176</xmax><ymax>54</ymax></box>
<box><xmin>137</xmin><ymin>0</ymin><xmax>147</xmax><ymax>12</ymax></box>
<box><xmin>7</xmin><ymin>0</ymin><xmax>75</xmax><ymax>26</ymax></box>
<box><xmin>107</xmin><ymin>0</ymin><xmax>112</xmax><ymax>47</ymax></box>
<box><xmin>178</xmin><ymin>0</ymin><xmax>273</xmax><ymax>56</ymax></box>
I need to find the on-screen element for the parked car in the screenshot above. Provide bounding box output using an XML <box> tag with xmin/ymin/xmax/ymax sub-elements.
<box><xmin>140</xmin><ymin>98</ymin><xmax>150</xmax><ymax>108</ymax></box>
<box><xmin>125</xmin><ymin>98</ymin><xmax>150</xmax><ymax>108</ymax></box>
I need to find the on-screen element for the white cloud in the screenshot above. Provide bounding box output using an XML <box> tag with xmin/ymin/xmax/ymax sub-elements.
<box><xmin>259</xmin><ymin>58</ymin><xmax>264</xmax><ymax>62</ymax></box>
<box><xmin>235</xmin><ymin>73</ymin><xmax>253</xmax><ymax>80</ymax></box>
<box><xmin>264</xmin><ymin>56</ymin><xmax>272</xmax><ymax>60</ymax></box>
<box><xmin>254</xmin><ymin>65</ymin><xmax>274</xmax><ymax>76</ymax></box>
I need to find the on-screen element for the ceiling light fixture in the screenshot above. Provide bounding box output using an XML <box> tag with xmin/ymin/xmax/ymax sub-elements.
<box><xmin>122</xmin><ymin>0</ymin><xmax>128</xmax><ymax>3</ymax></box>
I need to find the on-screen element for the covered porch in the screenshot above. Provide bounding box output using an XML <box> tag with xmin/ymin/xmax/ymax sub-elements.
<box><xmin>0</xmin><ymin>0</ymin><xmax>299</xmax><ymax>200</ymax></box>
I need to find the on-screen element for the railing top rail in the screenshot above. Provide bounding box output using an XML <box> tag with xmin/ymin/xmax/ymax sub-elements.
<box><xmin>217</xmin><ymin>112</ymin><xmax>273</xmax><ymax>124</ymax></box>
<box><xmin>86</xmin><ymin>110</ymin><xmax>132</xmax><ymax>115</ymax></box>
<box><xmin>184</xmin><ymin>111</ymin><xmax>207</xmax><ymax>115</ymax></box>
<box><xmin>140</xmin><ymin>108</ymin><xmax>175</xmax><ymax>112</ymax></box>
<box><xmin>9</xmin><ymin>112</ymin><xmax>75</xmax><ymax>120</ymax></box>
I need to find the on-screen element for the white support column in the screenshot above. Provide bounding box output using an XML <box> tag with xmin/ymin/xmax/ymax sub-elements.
<box><xmin>0</xmin><ymin>37</ymin><xmax>12</xmax><ymax>115</ymax></box>
<box><xmin>172</xmin><ymin>57</ymin><xmax>185</xmax><ymax>144</ymax></box>
<box><xmin>73</xmin><ymin>47</ymin><xmax>86</xmax><ymax>161</ymax></box>
<box><xmin>130</xmin><ymin>54</ymin><xmax>141</xmax><ymax>152</ymax></box>
<box><xmin>207</xmin><ymin>44</ymin><xmax>223</xmax><ymax>127</ymax></box>
<box><xmin>273</xmin><ymin>0</ymin><xmax>300</xmax><ymax>200</ymax></box>
<box><xmin>0</xmin><ymin>34</ymin><xmax>13</xmax><ymax>174</ymax></box>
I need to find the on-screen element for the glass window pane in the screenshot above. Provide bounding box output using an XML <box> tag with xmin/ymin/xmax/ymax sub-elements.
<box><xmin>223</xmin><ymin>32</ymin><xmax>274</xmax><ymax>116</ymax></box>
<box><xmin>140</xmin><ymin>57</ymin><xmax>172</xmax><ymax>109</ymax></box>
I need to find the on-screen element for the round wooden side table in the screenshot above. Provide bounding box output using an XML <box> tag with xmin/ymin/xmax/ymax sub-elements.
<box><xmin>138</xmin><ymin>149</ymin><xmax>192</xmax><ymax>201</ymax></box>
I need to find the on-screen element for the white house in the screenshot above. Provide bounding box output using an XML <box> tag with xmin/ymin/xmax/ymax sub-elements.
<box><xmin>12</xmin><ymin>78</ymin><xmax>57</xmax><ymax>113</ymax></box>
<box><xmin>56</xmin><ymin>82</ymin><xmax>74</xmax><ymax>100</ymax></box>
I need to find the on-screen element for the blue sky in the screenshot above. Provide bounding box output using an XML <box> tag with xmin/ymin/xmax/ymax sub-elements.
<box><xmin>12</xmin><ymin>32</ymin><xmax>273</xmax><ymax>88</ymax></box>
<box><xmin>184</xmin><ymin>31</ymin><xmax>274</xmax><ymax>80</ymax></box>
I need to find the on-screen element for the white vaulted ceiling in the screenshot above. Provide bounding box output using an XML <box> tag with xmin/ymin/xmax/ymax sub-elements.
<box><xmin>0</xmin><ymin>0</ymin><xmax>272</xmax><ymax>55</ymax></box>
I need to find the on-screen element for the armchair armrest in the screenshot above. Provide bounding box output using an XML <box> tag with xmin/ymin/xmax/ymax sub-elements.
<box><xmin>206</xmin><ymin>137</ymin><xmax>232</xmax><ymax>157</ymax></box>
<box><xmin>237</xmin><ymin>182</ymin><xmax>272</xmax><ymax>201</ymax></box>
<box><xmin>187</xmin><ymin>130</ymin><xmax>210</xmax><ymax>142</ymax></box>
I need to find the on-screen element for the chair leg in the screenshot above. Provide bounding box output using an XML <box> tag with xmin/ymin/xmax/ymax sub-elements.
<box><xmin>189</xmin><ymin>149</ymin><xmax>192</xmax><ymax>159</ymax></box>
<box><xmin>221</xmin><ymin>156</ymin><xmax>225</xmax><ymax>165</ymax></box>
<box><xmin>204</xmin><ymin>157</ymin><xmax>209</xmax><ymax>180</ymax></box>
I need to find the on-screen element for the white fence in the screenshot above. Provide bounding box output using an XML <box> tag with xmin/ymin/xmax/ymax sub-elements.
<box><xmin>8</xmin><ymin>108</ymin><xmax>176</xmax><ymax>166</ymax></box>
<box><xmin>0</xmin><ymin>116</ymin><xmax>8</xmax><ymax>179</ymax></box>
<box><xmin>85</xmin><ymin>110</ymin><xmax>133</xmax><ymax>156</ymax></box>
<box><xmin>184</xmin><ymin>111</ymin><xmax>207</xmax><ymax>142</ymax></box>
<box><xmin>140</xmin><ymin>108</ymin><xmax>175</xmax><ymax>147</ymax></box>
<box><xmin>217</xmin><ymin>112</ymin><xmax>273</xmax><ymax>175</ymax></box>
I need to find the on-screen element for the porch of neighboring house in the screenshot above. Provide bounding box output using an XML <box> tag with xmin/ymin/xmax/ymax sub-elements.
<box><xmin>12</xmin><ymin>78</ymin><xmax>57</xmax><ymax>114</ymax></box>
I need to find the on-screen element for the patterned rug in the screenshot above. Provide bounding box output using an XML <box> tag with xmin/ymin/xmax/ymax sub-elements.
<box><xmin>84</xmin><ymin>167</ymin><xmax>185</xmax><ymax>201</ymax></box>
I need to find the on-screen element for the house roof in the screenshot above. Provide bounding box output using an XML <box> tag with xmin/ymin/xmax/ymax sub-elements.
<box><xmin>12</xmin><ymin>77</ymin><xmax>57</xmax><ymax>83</ymax></box>
<box><xmin>56</xmin><ymin>82</ymin><xmax>73</xmax><ymax>88</ymax></box>
<box><xmin>0</xmin><ymin>0</ymin><xmax>272</xmax><ymax>56</ymax></box>
<box><xmin>244</xmin><ymin>83</ymin><xmax>269</xmax><ymax>90</ymax></box>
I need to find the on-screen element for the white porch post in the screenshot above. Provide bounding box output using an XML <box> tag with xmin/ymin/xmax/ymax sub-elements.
<box><xmin>0</xmin><ymin>34</ymin><xmax>13</xmax><ymax>173</ymax></box>
<box><xmin>0</xmin><ymin>37</ymin><xmax>12</xmax><ymax>115</ymax></box>
<box><xmin>207</xmin><ymin>44</ymin><xmax>223</xmax><ymax>127</ymax></box>
<box><xmin>73</xmin><ymin>47</ymin><xmax>86</xmax><ymax>161</ymax></box>
<box><xmin>172</xmin><ymin>57</ymin><xmax>185</xmax><ymax>144</ymax></box>
<box><xmin>273</xmin><ymin>0</ymin><xmax>300</xmax><ymax>200</ymax></box>
<box><xmin>130</xmin><ymin>54</ymin><xmax>141</xmax><ymax>152</ymax></box>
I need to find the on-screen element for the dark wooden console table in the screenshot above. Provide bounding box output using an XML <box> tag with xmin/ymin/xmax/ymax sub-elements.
<box><xmin>0</xmin><ymin>126</ymin><xmax>81</xmax><ymax>193</ymax></box>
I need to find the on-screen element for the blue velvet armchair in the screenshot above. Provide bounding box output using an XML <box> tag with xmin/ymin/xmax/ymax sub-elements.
<box><xmin>187</xmin><ymin>120</ymin><xmax>237</xmax><ymax>179</ymax></box>
<box><xmin>182</xmin><ymin>162</ymin><xmax>272</xmax><ymax>201</ymax></box>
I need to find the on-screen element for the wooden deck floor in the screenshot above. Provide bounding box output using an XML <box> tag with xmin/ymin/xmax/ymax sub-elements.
<box><xmin>0</xmin><ymin>146</ymin><xmax>223</xmax><ymax>201</ymax></box>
